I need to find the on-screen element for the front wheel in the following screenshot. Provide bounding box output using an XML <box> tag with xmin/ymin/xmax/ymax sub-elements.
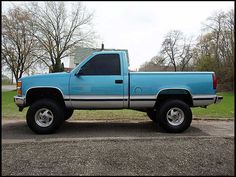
<box><xmin>157</xmin><ymin>99</ymin><xmax>192</xmax><ymax>133</ymax></box>
<box><xmin>64</xmin><ymin>109</ymin><xmax>74</xmax><ymax>120</ymax></box>
<box><xmin>26</xmin><ymin>99</ymin><xmax>64</xmax><ymax>134</ymax></box>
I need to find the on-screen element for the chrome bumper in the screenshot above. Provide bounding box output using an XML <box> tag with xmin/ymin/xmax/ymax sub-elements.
<box><xmin>14</xmin><ymin>96</ymin><xmax>26</xmax><ymax>107</ymax></box>
<box><xmin>214</xmin><ymin>95</ymin><xmax>223</xmax><ymax>104</ymax></box>
<box><xmin>192</xmin><ymin>95</ymin><xmax>223</xmax><ymax>107</ymax></box>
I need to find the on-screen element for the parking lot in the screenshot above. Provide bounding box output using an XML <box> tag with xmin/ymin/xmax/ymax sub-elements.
<box><xmin>2</xmin><ymin>119</ymin><xmax>234</xmax><ymax>176</ymax></box>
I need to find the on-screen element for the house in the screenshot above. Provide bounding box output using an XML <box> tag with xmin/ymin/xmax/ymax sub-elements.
<box><xmin>2</xmin><ymin>74</ymin><xmax>12</xmax><ymax>84</ymax></box>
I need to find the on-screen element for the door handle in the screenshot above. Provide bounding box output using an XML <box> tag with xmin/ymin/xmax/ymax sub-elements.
<box><xmin>115</xmin><ymin>80</ymin><xmax>123</xmax><ymax>84</ymax></box>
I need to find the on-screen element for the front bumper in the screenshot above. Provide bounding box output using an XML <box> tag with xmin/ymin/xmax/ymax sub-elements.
<box><xmin>14</xmin><ymin>96</ymin><xmax>26</xmax><ymax>107</ymax></box>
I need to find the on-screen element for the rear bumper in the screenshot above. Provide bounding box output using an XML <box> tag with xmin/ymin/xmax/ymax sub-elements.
<box><xmin>214</xmin><ymin>96</ymin><xmax>223</xmax><ymax>104</ymax></box>
<box><xmin>14</xmin><ymin>96</ymin><xmax>26</xmax><ymax>107</ymax></box>
<box><xmin>192</xmin><ymin>95</ymin><xmax>223</xmax><ymax>107</ymax></box>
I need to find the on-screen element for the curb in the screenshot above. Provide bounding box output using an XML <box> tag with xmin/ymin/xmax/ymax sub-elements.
<box><xmin>193</xmin><ymin>117</ymin><xmax>234</xmax><ymax>121</ymax></box>
<box><xmin>2</xmin><ymin>118</ymin><xmax>234</xmax><ymax>124</ymax></box>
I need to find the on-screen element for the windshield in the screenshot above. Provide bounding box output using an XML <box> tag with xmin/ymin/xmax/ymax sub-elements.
<box><xmin>69</xmin><ymin>48</ymin><xmax>100</xmax><ymax>73</ymax></box>
<box><xmin>70</xmin><ymin>57</ymin><xmax>86</xmax><ymax>73</ymax></box>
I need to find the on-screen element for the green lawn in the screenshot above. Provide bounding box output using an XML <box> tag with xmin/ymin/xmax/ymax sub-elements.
<box><xmin>192</xmin><ymin>92</ymin><xmax>234</xmax><ymax>118</ymax></box>
<box><xmin>2</xmin><ymin>90</ymin><xmax>28</xmax><ymax>118</ymax></box>
<box><xmin>2</xmin><ymin>91</ymin><xmax>234</xmax><ymax>120</ymax></box>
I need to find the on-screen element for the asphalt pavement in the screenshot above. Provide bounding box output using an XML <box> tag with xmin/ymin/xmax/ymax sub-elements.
<box><xmin>2</xmin><ymin>119</ymin><xmax>234</xmax><ymax>176</ymax></box>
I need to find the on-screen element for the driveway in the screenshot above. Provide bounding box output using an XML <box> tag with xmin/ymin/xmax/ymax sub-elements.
<box><xmin>2</xmin><ymin>119</ymin><xmax>234</xmax><ymax>176</ymax></box>
<box><xmin>2</xmin><ymin>85</ymin><xmax>16</xmax><ymax>91</ymax></box>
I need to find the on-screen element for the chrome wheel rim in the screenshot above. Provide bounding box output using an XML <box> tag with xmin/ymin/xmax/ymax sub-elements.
<box><xmin>35</xmin><ymin>108</ymin><xmax>54</xmax><ymax>127</ymax></box>
<box><xmin>166</xmin><ymin>107</ymin><xmax>184</xmax><ymax>126</ymax></box>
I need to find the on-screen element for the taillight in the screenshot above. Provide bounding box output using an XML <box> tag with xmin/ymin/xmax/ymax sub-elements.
<box><xmin>17</xmin><ymin>81</ymin><xmax>22</xmax><ymax>96</ymax></box>
<box><xmin>212</xmin><ymin>73</ymin><xmax>217</xmax><ymax>89</ymax></box>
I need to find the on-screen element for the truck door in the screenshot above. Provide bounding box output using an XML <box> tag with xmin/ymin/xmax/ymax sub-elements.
<box><xmin>69</xmin><ymin>53</ymin><xmax>124</xmax><ymax>108</ymax></box>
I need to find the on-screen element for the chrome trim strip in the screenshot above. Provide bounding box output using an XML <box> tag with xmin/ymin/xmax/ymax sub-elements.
<box><xmin>65</xmin><ymin>101</ymin><xmax>72</xmax><ymax>108</ymax></box>
<box><xmin>69</xmin><ymin>94</ymin><xmax>194</xmax><ymax>100</ymax></box>
<box><xmin>63</xmin><ymin>95</ymin><xmax>70</xmax><ymax>99</ymax></box>
<box><xmin>71</xmin><ymin>101</ymin><xmax>123</xmax><ymax>109</ymax></box>
<box><xmin>70</xmin><ymin>99</ymin><xmax>126</xmax><ymax>101</ymax></box>
<box><xmin>130</xmin><ymin>95</ymin><xmax>156</xmax><ymax>99</ymax></box>
<box><xmin>131</xmin><ymin>71</ymin><xmax>214</xmax><ymax>74</ymax></box>
<box><xmin>68</xmin><ymin>95</ymin><xmax>124</xmax><ymax>99</ymax></box>
<box><xmin>130</xmin><ymin>101</ymin><xmax>155</xmax><ymax>108</ymax></box>
<box><xmin>65</xmin><ymin>93</ymin><xmax>222</xmax><ymax>108</ymax></box>
<box><xmin>65</xmin><ymin>95</ymin><xmax>129</xmax><ymax>109</ymax></box>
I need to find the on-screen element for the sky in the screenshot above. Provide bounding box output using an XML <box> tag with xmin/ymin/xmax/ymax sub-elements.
<box><xmin>2</xmin><ymin>1</ymin><xmax>234</xmax><ymax>71</ymax></box>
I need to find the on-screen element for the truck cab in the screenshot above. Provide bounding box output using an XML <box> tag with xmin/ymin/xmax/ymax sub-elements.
<box><xmin>68</xmin><ymin>51</ymin><xmax>129</xmax><ymax>109</ymax></box>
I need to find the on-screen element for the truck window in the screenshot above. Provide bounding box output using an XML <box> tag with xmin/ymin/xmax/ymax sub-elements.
<box><xmin>81</xmin><ymin>54</ymin><xmax>121</xmax><ymax>75</ymax></box>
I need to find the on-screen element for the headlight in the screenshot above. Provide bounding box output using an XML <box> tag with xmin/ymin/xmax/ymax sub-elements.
<box><xmin>17</xmin><ymin>81</ymin><xmax>22</xmax><ymax>96</ymax></box>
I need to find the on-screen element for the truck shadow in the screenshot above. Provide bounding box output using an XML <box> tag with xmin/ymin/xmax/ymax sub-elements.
<box><xmin>2</xmin><ymin>120</ymin><xmax>210</xmax><ymax>140</ymax></box>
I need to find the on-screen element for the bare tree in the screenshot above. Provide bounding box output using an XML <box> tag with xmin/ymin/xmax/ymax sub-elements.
<box><xmin>160</xmin><ymin>30</ymin><xmax>182</xmax><ymax>71</ymax></box>
<box><xmin>28</xmin><ymin>2</ymin><xmax>95</xmax><ymax>72</ymax></box>
<box><xmin>203</xmin><ymin>10</ymin><xmax>226</xmax><ymax>70</ymax></box>
<box><xmin>201</xmin><ymin>9</ymin><xmax>234</xmax><ymax>85</ymax></box>
<box><xmin>160</xmin><ymin>30</ymin><xmax>193</xmax><ymax>71</ymax></box>
<box><xmin>192</xmin><ymin>33</ymin><xmax>216</xmax><ymax>71</ymax></box>
<box><xmin>139</xmin><ymin>55</ymin><xmax>169</xmax><ymax>71</ymax></box>
<box><xmin>2</xmin><ymin>7</ymin><xmax>39</xmax><ymax>83</ymax></box>
<box><xmin>179</xmin><ymin>38</ymin><xmax>193</xmax><ymax>71</ymax></box>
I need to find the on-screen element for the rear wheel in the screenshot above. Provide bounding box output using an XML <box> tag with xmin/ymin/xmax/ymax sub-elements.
<box><xmin>146</xmin><ymin>110</ymin><xmax>157</xmax><ymax>122</ymax></box>
<box><xmin>26</xmin><ymin>99</ymin><xmax>64</xmax><ymax>134</ymax></box>
<box><xmin>157</xmin><ymin>99</ymin><xmax>192</xmax><ymax>133</ymax></box>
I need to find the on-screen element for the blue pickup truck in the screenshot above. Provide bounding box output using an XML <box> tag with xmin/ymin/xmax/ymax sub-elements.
<box><xmin>14</xmin><ymin>51</ymin><xmax>223</xmax><ymax>134</ymax></box>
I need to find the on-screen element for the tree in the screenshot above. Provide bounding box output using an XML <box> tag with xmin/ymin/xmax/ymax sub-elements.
<box><xmin>139</xmin><ymin>55</ymin><xmax>167</xmax><ymax>71</ymax></box>
<box><xmin>2</xmin><ymin>7</ymin><xmax>39</xmax><ymax>83</ymax></box>
<box><xmin>160</xmin><ymin>30</ymin><xmax>182</xmax><ymax>71</ymax></box>
<box><xmin>197</xmin><ymin>9</ymin><xmax>234</xmax><ymax>86</ymax></box>
<box><xmin>28</xmin><ymin>2</ymin><xmax>95</xmax><ymax>72</ymax></box>
<box><xmin>192</xmin><ymin>33</ymin><xmax>216</xmax><ymax>71</ymax></box>
<box><xmin>160</xmin><ymin>30</ymin><xmax>193</xmax><ymax>71</ymax></box>
<box><xmin>179</xmin><ymin>38</ymin><xmax>193</xmax><ymax>71</ymax></box>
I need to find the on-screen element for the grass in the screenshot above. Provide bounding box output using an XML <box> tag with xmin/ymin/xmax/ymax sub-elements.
<box><xmin>192</xmin><ymin>92</ymin><xmax>234</xmax><ymax>118</ymax></box>
<box><xmin>2</xmin><ymin>90</ymin><xmax>234</xmax><ymax>120</ymax></box>
<box><xmin>1</xmin><ymin>90</ymin><xmax>28</xmax><ymax>119</ymax></box>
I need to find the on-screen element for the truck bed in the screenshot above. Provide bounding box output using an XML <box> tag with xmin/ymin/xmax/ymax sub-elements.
<box><xmin>129</xmin><ymin>72</ymin><xmax>215</xmax><ymax>108</ymax></box>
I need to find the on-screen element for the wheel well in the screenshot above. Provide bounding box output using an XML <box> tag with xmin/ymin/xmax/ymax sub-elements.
<box><xmin>26</xmin><ymin>88</ymin><xmax>65</xmax><ymax>107</ymax></box>
<box><xmin>155</xmin><ymin>89</ymin><xmax>193</xmax><ymax>107</ymax></box>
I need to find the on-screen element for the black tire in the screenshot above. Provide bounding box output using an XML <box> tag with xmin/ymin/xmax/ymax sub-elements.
<box><xmin>26</xmin><ymin>99</ymin><xmax>64</xmax><ymax>134</ymax></box>
<box><xmin>157</xmin><ymin>99</ymin><xmax>192</xmax><ymax>133</ymax></box>
<box><xmin>64</xmin><ymin>109</ymin><xmax>74</xmax><ymax>120</ymax></box>
<box><xmin>146</xmin><ymin>110</ymin><xmax>157</xmax><ymax>122</ymax></box>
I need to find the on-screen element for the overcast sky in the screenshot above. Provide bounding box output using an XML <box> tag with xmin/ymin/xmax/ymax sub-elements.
<box><xmin>2</xmin><ymin>1</ymin><xmax>234</xmax><ymax>70</ymax></box>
